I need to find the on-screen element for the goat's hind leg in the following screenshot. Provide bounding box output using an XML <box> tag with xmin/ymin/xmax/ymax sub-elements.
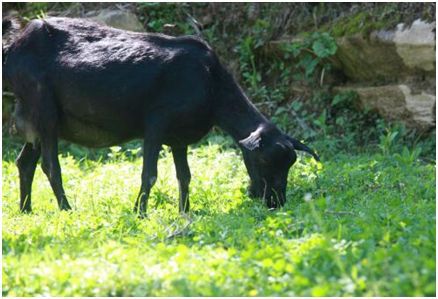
<box><xmin>16</xmin><ymin>143</ymin><xmax>41</xmax><ymax>212</ymax></box>
<box><xmin>134</xmin><ymin>135</ymin><xmax>162</xmax><ymax>218</ymax></box>
<box><xmin>40</xmin><ymin>131</ymin><xmax>72</xmax><ymax>211</ymax></box>
<box><xmin>172</xmin><ymin>146</ymin><xmax>191</xmax><ymax>213</ymax></box>
<box><xmin>30</xmin><ymin>84</ymin><xmax>71</xmax><ymax>211</ymax></box>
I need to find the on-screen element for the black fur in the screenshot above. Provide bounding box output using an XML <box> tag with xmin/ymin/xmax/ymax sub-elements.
<box><xmin>3</xmin><ymin>17</ymin><xmax>318</xmax><ymax>215</ymax></box>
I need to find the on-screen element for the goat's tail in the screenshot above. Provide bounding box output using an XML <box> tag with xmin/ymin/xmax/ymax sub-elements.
<box><xmin>3</xmin><ymin>15</ymin><xmax>22</xmax><ymax>37</ymax></box>
<box><xmin>287</xmin><ymin>136</ymin><xmax>320</xmax><ymax>161</ymax></box>
<box><xmin>3</xmin><ymin>16</ymin><xmax>22</xmax><ymax>57</ymax></box>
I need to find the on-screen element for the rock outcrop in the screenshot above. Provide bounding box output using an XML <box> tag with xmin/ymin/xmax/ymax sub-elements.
<box><xmin>267</xmin><ymin>19</ymin><xmax>436</xmax><ymax>130</ymax></box>
<box><xmin>336</xmin><ymin>85</ymin><xmax>435</xmax><ymax>130</ymax></box>
<box><xmin>334</xmin><ymin>19</ymin><xmax>435</xmax><ymax>130</ymax></box>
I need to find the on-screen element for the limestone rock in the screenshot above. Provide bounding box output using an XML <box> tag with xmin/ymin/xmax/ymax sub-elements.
<box><xmin>335</xmin><ymin>35</ymin><xmax>407</xmax><ymax>83</ymax></box>
<box><xmin>333</xmin><ymin>19</ymin><xmax>435</xmax><ymax>130</ymax></box>
<box><xmin>399</xmin><ymin>85</ymin><xmax>436</xmax><ymax>129</ymax></box>
<box><xmin>336</xmin><ymin>85</ymin><xmax>435</xmax><ymax>130</ymax></box>
<box><xmin>91</xmin><ymin>9</ymin><xmax>144</xmax><ymax>32</ymax></box>
<box><xmin>336</xmin><ymin>19</ymin><xmax>435</xmax><ymax>83</ymax></box>
<box><xmin>392</xmin><ymin>20</ymin><xmax>435</xmax><ymax>72</ymax></box>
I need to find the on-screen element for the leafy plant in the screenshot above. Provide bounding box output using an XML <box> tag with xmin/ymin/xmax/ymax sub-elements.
<box><xmin>379</xmin><ymin>128</ymin><xmax>400</xmax><ymax>156</ymax></box>
<box><xmin>283</xmin><ymin>32</ymin><xmax>337</xmax><ymax>81</ymax></box>
<box><xmin>394</xmin><ymin>146</ymin><xmax>422</xmax><ymax>166</ymax></box>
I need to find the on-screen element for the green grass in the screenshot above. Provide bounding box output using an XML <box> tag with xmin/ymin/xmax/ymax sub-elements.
<box><xmin>2</xmin><ymin>139</ymin><xmax>436</xmax><ymax>296</ymax></box>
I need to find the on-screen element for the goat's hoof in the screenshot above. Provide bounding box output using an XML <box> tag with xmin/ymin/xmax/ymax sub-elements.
<box><xmin>20</xmin><ymin>207</ymin><xmax>32</xmax><ymax>214</ymax></box>
<box><xmin>133</xmin><ymin>205</ymin><xmax>147</xmax><ymax>219</ymax></box>
<box><xmin>60</xmin><ymin>204</ymin><xmax>72</xmax><ymax>211</ymax></box>
<box><xmin>136</xmin><ymin>212</ymin><xmax>147</xmax><ymax>219</ymax></box>
<box><xmin>179</xmin><ymin>208</ymin><xmax>190</xmax><ymax>215</ymax></box>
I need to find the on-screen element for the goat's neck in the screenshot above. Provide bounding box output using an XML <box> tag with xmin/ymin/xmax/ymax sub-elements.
<box><xmin>215</xmin><ymin>86</ymin><xmax>268</xmax><ymax>142</ymax></box>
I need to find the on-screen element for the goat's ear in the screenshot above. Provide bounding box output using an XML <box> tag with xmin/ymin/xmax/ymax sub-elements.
<box><xmin>239</xmin><ymin>129</ymin><xmax>262</xmax><ymax>151</ymax></box>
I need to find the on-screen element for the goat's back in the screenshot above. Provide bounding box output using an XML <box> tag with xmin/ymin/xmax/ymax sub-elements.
<box><xmin>4</xmin><ymin>17</ymin><xmax>220</xmax><ymax>147</ymax></box>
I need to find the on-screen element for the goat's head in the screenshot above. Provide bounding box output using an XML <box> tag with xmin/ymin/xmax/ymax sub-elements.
<box><xmin>239</xmin><ymin>124</ymin><xmax>320</xmax><ymax>208</ymax></box>
<box><xmin>239</xmin><ymin>124</ymin><xmax>300</xmax><ymax>208</ymax></box>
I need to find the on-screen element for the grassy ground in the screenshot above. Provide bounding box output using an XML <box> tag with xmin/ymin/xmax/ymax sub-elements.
<box><xmin>2</xmin><ymin>136</ymin><xmax>436</xmax><ymax>296</ymax></box>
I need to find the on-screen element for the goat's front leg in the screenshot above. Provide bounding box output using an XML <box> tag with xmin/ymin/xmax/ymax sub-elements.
<box><xmin>16</xmin><ymin>143</ymin><xmax>41</xmax><ymax>212</ymax></box>
<box><xmin>134</xmin><ymin>139</ymin><xmax>162</xmax><ymax>218</ymax></box>
<box><xmin>40</xmin><ymin>133</ymin><xmax>71</xmax><ymax>211</ymax></box>
<box><xmin>172</xmin><ymin>146</ymin><xmax>191</xmax><ymax>213</ymax></box>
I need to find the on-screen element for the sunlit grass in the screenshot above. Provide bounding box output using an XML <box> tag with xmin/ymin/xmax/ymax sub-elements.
<box><xmin>2</xmin><ymin>142</ymin><xmax>436</xmax><ymax>296</ymax></box>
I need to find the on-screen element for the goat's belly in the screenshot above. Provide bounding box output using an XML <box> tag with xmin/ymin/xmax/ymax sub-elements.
<box><xmin>59</xmin><ymin>116</ymin><xmax>138</xmax><ymax>148</ymax></box>
<box><xmin>163</xmin><ymin>121</ymin><xmax>213</xmax><ymax>147</ymax></box>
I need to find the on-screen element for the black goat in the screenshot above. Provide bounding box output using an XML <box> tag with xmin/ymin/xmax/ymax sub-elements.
<box><xmin>3</xmin><ymin>17</ymin><xmax>319</xmax><ymax>216</ymax></box>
